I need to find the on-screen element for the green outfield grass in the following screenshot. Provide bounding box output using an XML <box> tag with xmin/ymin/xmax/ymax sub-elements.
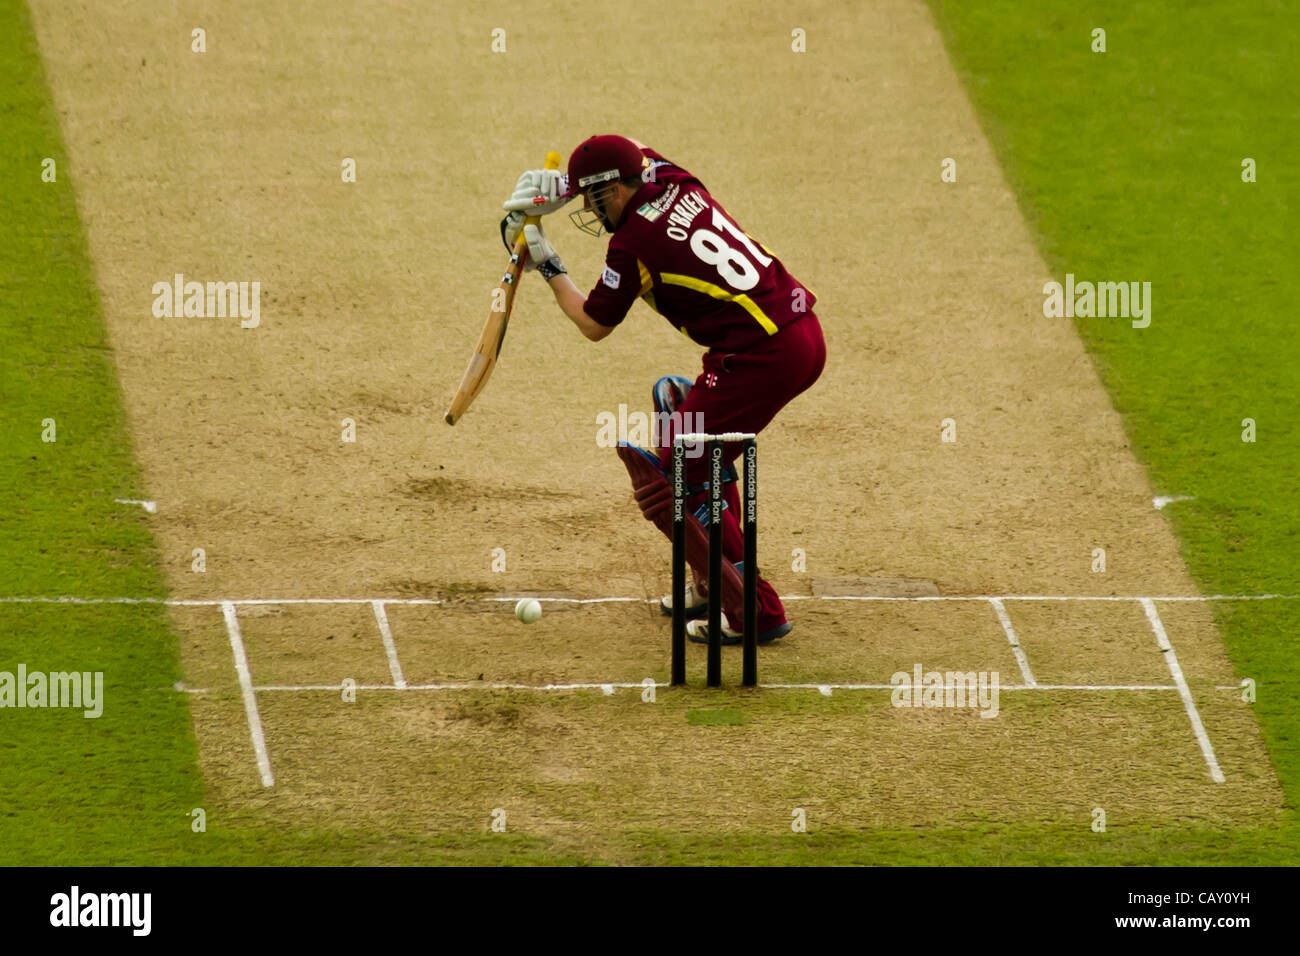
<box><xmin>0</xmin><ymin>0</ymin><xmax>206</xmax><ymax>864</ymax></box>
<box><xmin>3</xmin><ymin>0</ymin><xmax>1295</xmax><ymax>864</ymax></box>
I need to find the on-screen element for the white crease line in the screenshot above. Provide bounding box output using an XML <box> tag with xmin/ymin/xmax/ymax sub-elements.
<box><xmin>186</xmin><ymin>597</ymin><xmax>445</xmax><ymax>606</ymax></box>
<box><xmin>1</xmin><ymin>594</ymin><xmax>1297</xmax><ymax>606</ymax></box>
<box><xmin>246</xmin><ymin>681</ymin><xmax>1178</xmax><ymax>693</ymax></box>
<box><xmin>989</xmin><ymin>598</ymin><xmax>1037</xmax><ymax>687</ymax></box>
<box><xmin>1140</xmin><ymin>598</ymin><xmax>1225</xmax><ymax>783</ymax></box>
<box><xmin>221</xmin><ymin>602</ymin><xmax>275</xmax><ymax>788</ymax></box>
<box><xmin>813</xmin><ymin>594</ymin><xmax>1298</xmax><ymax>602</ymax></box>
<box><xmin>482</xmin><ymin>596</ymin><xmax>646</xmax><ymax>604</ymax></box>
<box><xmin>371</xmin><ymin>601</ymin><xmax>406</xmax><ymax>689</ymax></box>
<box><xmin>725</xmin><ymin>683</ymin><xmax>1178</xmax><ymax>692</ymax></box>
<box><xmin>254</xmin><ymin>681</ymin><xmax>660</xmax><ymax>692</ymax></box>
<box><xmin>1018</xmin><ymin>684</ymin><xmax>1178</xmax><ymax>691</ymax></box>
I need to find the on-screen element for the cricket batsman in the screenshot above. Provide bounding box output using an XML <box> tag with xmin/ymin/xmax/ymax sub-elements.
<box><xmin>500</xmin><ymin>135</ymin><xmax>825</xmax><ymax>645</ymax></box>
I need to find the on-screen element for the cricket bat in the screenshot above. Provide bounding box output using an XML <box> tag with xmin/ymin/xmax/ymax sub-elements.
<box><xmin>444</xmin><ymin>150</ymin><xmax>564</xmax><ymax>426</ymax></box>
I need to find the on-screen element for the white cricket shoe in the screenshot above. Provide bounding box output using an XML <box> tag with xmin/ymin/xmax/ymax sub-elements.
<box><xmin>660</xmin><ymin>579</ymin><xmax>708</xmax><ymax>618</ymax></box>
<box><xmin>687</xmin><ymin>617</ymin><xmax>793</xmax><ymax>646</ymax></box>
<box><xmin>685</xmin><ymin>616</ymin><xmax>743</xmax><ymax>644</ymax></box>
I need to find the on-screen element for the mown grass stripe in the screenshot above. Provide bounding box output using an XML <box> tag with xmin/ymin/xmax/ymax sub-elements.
<box><xmin>929</xmin><ymin>0</ymin><xmax>1299</xmax><ymax>859</ymax></box>
<box><xmin>0</xmin><ymin>0</ymin><xmax>204</xmax><ymax>865</ymax></box>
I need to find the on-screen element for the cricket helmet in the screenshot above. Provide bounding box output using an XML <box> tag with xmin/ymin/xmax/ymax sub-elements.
<box><xmin>567</xmin><ymin>134</ymin><xmax>646</xmax><ymax>236</ymax></box>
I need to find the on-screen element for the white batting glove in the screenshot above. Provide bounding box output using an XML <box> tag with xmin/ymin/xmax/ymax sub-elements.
<box><xmin>522</xmin><ymin>224</ymin><xmax>560</xmax><ymax>272</ymax></box>
<box><xmin>503</xmin><ymin>169</ymin><xmax>572</xmax><ymax>214</ymax></box>
<box><xmin>499</xmin><ymin>216</ymin><xmax>565</xmax><ymax>277</ymax></box>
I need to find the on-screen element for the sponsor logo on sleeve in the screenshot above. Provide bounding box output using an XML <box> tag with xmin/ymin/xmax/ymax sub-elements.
<box><xmin>649</xmin><ymin>182</ymin><xmax>680</xmax><ymax>215</ymax></box>
<box><xmin>602</xmin><ymin>266</ymin><xmax>622</xmax><ymax>289</ymax></box>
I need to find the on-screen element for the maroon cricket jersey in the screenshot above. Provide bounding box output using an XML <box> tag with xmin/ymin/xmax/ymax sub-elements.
<box><xmin>582</xmin><ymin>148</ymin><xmax>816</xmax><ymax>351</ymax></box>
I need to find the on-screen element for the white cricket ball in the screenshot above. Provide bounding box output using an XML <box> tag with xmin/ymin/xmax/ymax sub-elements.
<box><xmin>514</xmin><ymin>598</ymin><xmax>542</xmax><ymax>624</ymax></box>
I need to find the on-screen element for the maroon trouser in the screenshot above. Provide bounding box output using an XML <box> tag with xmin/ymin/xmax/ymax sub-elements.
<box><xmin>656</xmin><ymin>312</ymin><xmax>826</xmax><ymax>632</ymax></box>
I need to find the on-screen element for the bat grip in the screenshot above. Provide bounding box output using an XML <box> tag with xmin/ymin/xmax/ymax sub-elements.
<box><xmin>514</xmin><ymin>150</ymin><xmax>564</xmax><ymax>261</ymax></box>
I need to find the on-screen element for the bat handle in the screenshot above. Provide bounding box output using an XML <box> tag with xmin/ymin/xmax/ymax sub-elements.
<box><xmin>515</xmin><ymin>150</ymin><xmax>565</xmax><ymax>258</ymax></box>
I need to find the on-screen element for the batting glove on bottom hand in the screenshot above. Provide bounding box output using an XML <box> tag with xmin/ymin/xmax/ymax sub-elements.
<box><xmin>524</xmin><ymin>224</ymin><xmax>566</xmax><ymax>279</ymax></box>
<box><xmin>522</xmin><ymin>224</ymin><xmax>558</xmax><ymax>268</ymax></box>
<box><xmin>499</xmin><ymin>215</ymin><xmax>565</xmax><ymax>277</ymax></box>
